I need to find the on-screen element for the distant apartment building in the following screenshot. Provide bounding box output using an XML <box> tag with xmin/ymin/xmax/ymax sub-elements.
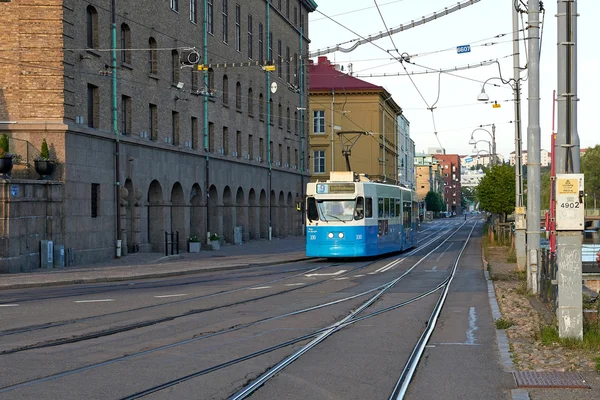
<box><xmin>510</xmin><ymin>149</ymin><xmax>550</xmax><ymax>167</ymax></box>
<box><xmin>308</xmin><ymin>56</ymin><xmax>414</xmax><ymax>188</ymax></box>
<box><xmin>460</xmin><ymin>153</ymin><xmax>504</xmax><ymax>171</ymax></box>
<box><xmin>414</xmin><ymin>154</ymin><xmax>443</xmax><ymax>200</ymax></box>
<box><xmin>433</xmin><ymin>154</ymin><xmax>462</xmax><ymax>214</ymax></box>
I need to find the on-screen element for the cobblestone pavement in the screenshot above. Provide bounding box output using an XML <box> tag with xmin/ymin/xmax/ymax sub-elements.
<box><xmin>485</xmin><ymin>245</ymin><xmax>600</xmax><ymax>400</ymax></box>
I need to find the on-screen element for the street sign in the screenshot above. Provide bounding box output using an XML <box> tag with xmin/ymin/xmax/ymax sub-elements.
<box><xmin>456</xmin><ymin>45</ymin><xmax>471</xmax><ymax>54</ymax></box>
<box><xmin>465</xmin><ymin>157</ymin><xmax>473</xmax><ymax>163</ymax></box>
<box><xmin>492</xmin><ymin>102</ymin><xmax>501</xmax><ymax>108</ymax></box>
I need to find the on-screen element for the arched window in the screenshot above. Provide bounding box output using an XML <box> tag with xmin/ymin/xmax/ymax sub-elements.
<box><xmin>294</xmin><ymin>110</ymin><xmax>298</xmax><ymax>135</ymax></box>
<box><xmin>235</xmin><ymin>82</ymin><xmax>241</xmax><ymax>110</ymax></box>
<box><xmin>259</xmin><ymin>93</ymin><xmax>264</xmax><ymax>121</ymax></box>
<box><xmin>286</xmin><ymin>107</ymin><xmax>291</xmax><ymax>131</ymax></box>
<box><xmin>120</xmin><ymin>24</ymin><xmax>131</xmax><ymax>64</ymax></box>
<box><xmin>207</xmin><ymin>68</ymin><xmax>214</xmax><ymax>92</ymax></box>
<box><xmin>148</xmin><ymin>37</ymin><xmax>157</xmax><ymax>74</ymax></box>
<box><xmin>278</xmin><ymin>103</ymin><xmax>282</xmax><ymax>127</ymax></box>
<box><xmin>86</xmin><ymin>6</ymin><xmax>98</xmax><ymax>49</ymax></box>
<box><xmin>248</xmin><ymin>88</ymin><xmax>253</xmax><ymax>116</ymax></box>
<box><xmin>171</xmin><ymin>50</ymin><xmax>180</xmax><ymax>82</ymax></box>
<box><xmin>222</xmin><ymin>75</ymin><xmax>229</xmax><ymax>105</ymax></box>
<box><xmin>191</xmin><ymin>68</ymin><xmax>198</xmax><ymax>91</ymax></box>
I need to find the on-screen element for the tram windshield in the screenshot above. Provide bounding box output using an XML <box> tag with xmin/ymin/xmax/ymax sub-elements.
<box><xmin>316</xmin><ymin>199</ymin><xmax>356</xmax><ymax>222</ymax></box>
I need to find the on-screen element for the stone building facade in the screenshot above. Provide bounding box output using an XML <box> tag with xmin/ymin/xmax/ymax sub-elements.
<box><xmin>0</xmin><ymin>0</ymin><xmax>317</xmax><ymax>271</ymax></box>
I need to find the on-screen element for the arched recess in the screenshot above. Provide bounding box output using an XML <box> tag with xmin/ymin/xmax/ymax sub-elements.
<box><xmin>171</xmin><ymin>182</ymin><xmax>186</xmax><ymax>250</ymax></box>
<box><xmin>147</xmin><ymin>180</ymin><xmax>164</xmax><ymax>252</ymax></box>
<box><xmin>235</xmin><ymin>187</ymin><xmax>247</xmax><ymax>242</ymax></box>
<box><xmin>124</xmin><ymin>179</ymin><xmax>135</xmax><ymax>253</ymax></box>
<box><xmin>270</xmin><ymin>190</ymin><xmax>277</xmax><ymax>237</ymax></box>
<box><xmin>278</xmin><ymin>191</ymin><xmax>286</xmax><ymax>237</ymax></box>
<box><xmin>287</xmin><ymin>192</ymin><xmax>294</xmax><ymax>236</ymax></box>
<box><xmin>259</xmin><ymin>189</ymin><xmax>268</xmax><ymax>239</ymax></box>
<box><xmin>248</xmin><ymin>188</ymin><xmax>258</xmax><ymax>239</ymax></box>
<box><xmin>208</xmin><ymin>185</ymin><xmax>220</xmax><ymax>241</ymax></box>
<box><xmin>223</xmin><ymin>186</ymin><xmax>233</xmax><ymax>243</ymax></box>
<box><xmin>190</xmin><ymin>184</ymin><xmax>204</xmax><ymax>240</ymax></box>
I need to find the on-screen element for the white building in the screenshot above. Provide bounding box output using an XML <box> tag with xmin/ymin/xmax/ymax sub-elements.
<box><xmin>460</xmin><ymin>153</ymin><xmax>504</xmax><ymax>171</ymax></box>
<box><xmin>398</xmin><ymin>115</ymin><xmax>415</xmax><ymax>189</ymax></box>
<box><xmin>510</xmin><ymin>149</ymin><xmax>550</xmax><ymax>167</ymax></box>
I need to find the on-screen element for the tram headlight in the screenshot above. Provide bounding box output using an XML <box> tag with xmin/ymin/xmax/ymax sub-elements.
<box><xmin>327</xmin><ymin>232</ymin><xmax>334</xmax><ymax>239</ymax></box>
<box><xmin>338</xmin><ymin>232</ymin><xmax>344</xmax><ymax>239</ymax></box>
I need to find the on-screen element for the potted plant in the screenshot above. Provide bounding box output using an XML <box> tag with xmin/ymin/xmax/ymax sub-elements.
<box><xmin>209</xmin><ymin>232</ymin><xmax>221</xmax><ymax>250</ymax></box>
<box><xmin>188</xmin><ymin>235</ymin><xmax>201</xmax><ymax>253</ymax></box>
<box><xmin>0</xmin><ymin>133</ymin><xmax>15</xmax><ymax>177</ymax></box>
<box><xmin>34</xmin><ymin>138</ymin><xmax>56</xmax><ymax>179</ymax></box>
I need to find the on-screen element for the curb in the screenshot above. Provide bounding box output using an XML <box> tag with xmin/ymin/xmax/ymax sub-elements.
<box><xmin>0</xmin><ymin>257</ymin><xmax>312</xmax><ymax>291</ymax></box>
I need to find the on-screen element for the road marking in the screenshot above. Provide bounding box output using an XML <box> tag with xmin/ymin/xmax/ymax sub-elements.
<box><xmin>154</xmin><ymin>294</ymin><xmax>188</xmax><ymax>298</ymax></box>
<box><xmin>425</xmin><ymin>266</ymin><xmax>438</xmax><ymax>272</ymax></box>
<box><xmin>436</xmin><ymin>243</ymin><xmax>453</xmax><ymax>261</ymax></box>
<box><xmin>74</xmin><ymin>299</ymin><xmax>114</xmax><ymax>303</ymax></box>
<box><xmin>249</xmin><ymin>286</ymin><xmax>272</xmax><ymax>290</ymax></box>
<box><xmin>0</xmin><ymin>304</ymin><xmax>19</xmax><ymax>307</ymax></box>
<box><xmin>334</xmin><ymin>277</ymin><xmax>349</xmax><ymax>280</ymax></box>
<box><xmin>353</xmin><ymin>274</ymin><xmax>365</xmax><ymax>278</ymax></box>
<box><xmin>367</xmin><ymin>272</ymin><xmax>377</xmax><ymax>275</ymax></box>
<box><xmin>305</xmin><ymin>270</ymin><xmax>346</xmax><ymax>278</ymax></box>
<box><xmin>466</xmin><ymin>306</ymin><xmax>478</xmax><ymax>345</ymax></box>
<box><xmin>284</xmin><ymin>283</ymin><xmax>305</xmax><ymax>287</ymax></box>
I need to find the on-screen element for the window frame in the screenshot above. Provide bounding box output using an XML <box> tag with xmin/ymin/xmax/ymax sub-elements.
<box><xmin>312</xmin><ymin>150</ymin><xmax>325</xmax><ymax>174</ymax></box>
<box><xmin>222</xmin><ymin>0</ymin><xmax>228</xmax><ymax>43</ymax></box>
<box><xmin>312</xmin><ymin>110</ymin><xmax>325</xmax><ymax>134</ymax></box>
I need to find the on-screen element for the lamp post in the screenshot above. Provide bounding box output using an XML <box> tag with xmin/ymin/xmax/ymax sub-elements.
<box><xmin>470</xmin><ymin>125</ymin><xmax>496</xmax><ymax>166</ymax></box>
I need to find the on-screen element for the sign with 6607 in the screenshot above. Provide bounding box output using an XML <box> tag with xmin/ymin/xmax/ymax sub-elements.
<box><xmin>456</xmin><ymin>45</ymin><xmax>471</xmax><ymax>54</ymax></box>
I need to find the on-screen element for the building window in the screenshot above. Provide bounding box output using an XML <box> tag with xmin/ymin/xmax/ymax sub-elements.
<box><xmin>208</xmin><ymin>122</ymin><xmax>214</xmax><ymax>152</ymax></box>
<box><xmin>170</xmin><ymin>0</ymin><xmax>179</xmax><ymax>12</ymax></box>
<box><xmin>172</xmin><ymin>111</ymin><xmax>180</xmax><ymax>145</ymax></box>
<box><xmin>149</xmin><ymin>104</ymin><xmax>157</xmax><ymax>141</ymax></box>
<box><xmin>278</xmin><ymin>103</ymin><xmax>282</xmax><ymax>127</ymax></box>
<box><xmin>171</xmin><ymin>50</ymin><xmax>180</xmax><ymax>82</ymax></box>
<box><xmin>249</xmin><ymin>134</ymin><xmax>254</xmax><ymax>159</ymax></box>
<box><xmin>286</xmin><ymin>46</ymin><xmax>290</xmax><ymax>83</ymax></box>
<box><xmin>258</xmin><ymin>23</ymin><xmax>263</xmax><ymax>62</ymax></box>
<box><xmin>91</xmin><ymin>183</ymin><xmax>100</xmax><ymax>218</ymax></box>
<box><xmin>148</xmin><ymin>37</ymin><xmax>158</xmax><ymax>74</ymax></box>
<box><xmin>87</xmin><ymin>84</ymin><xmax>99</xmax><ymax>129</ymax></box>
<box><xmin>229</xmin><ymin>81</ymin><xmax>238</xmax><ymax>111</ymax></box>
<box><xmin>278</xmin><ymin>0</ymin><xmax>282</xmax><ymax>10</ymax></box>
<box><xmin>236</xmin><ymin>130</ymin><xmax>241</xmax><ymax>157</ymax></box>
<box><xmin>313</xmin><ymin>110</ymin><xmax>325</xmax><ymax>133</ymax></box>
<box><xmin>207</xmin><ymin>0</ymin><xmax>213</xmax><ymax>34</ymax></box>
<box><xmin>313</xmin><ymin>150</ymin><xmax>325</xmax><ymax>174</ymax></box>
<box><xmin>286</xmin><ymin>0</ymin><xmax>290</xmax><ymax>19</ymax></box>
<box><xmin>120</xmin><ymin>24</ymin><xmax>131</xmax><ymax>64</ymax></box>
<box><xmin>190</xmin><ymin>0</ymin><xmax>197</xmax><ymax>23</ymax></box>
<box><xmin>277</xmin><ymin>39</ymin><xmax>282</xmax><ymax>78</ymax></box>
<box><xmin>235</xmin><ymin>4</ymin><xmax>241</xmax><ymax>51</ymax></box>
<box><xmin>268</xmin><ymin>31</ymin><xmax>272</xmax><ymax>63</ymax></box>
<box><xmin>191</xmin><ymin>68</ymin><xmax>198</xmax><ymax>91</ymax></box>
<box><xmin>86</xmin><ymin>6</ymin><xmax>98</xmax><ymax>49</ymax></box>
<box><xmin>259</xmin><ymin>93</ymin><xmax>264</xmax><ymax>121</ymax></box>
<box><xmin>278</xmin><ymin>143</ymin><xmax>282</xmax><ymax>164</ymax></box>
<box><xmin>286</xmin><ymin>107</ymin><xmax>290</xmax><ymax>131</ymax></box>
<box><xmin>294</xmin><ymin>7</ymin><xmax>297</xmax><ymax>26</ymax></box>
<box><xmin>191</xmin><ymin>116</ymin><xmax>198</xmax><ymax>149</ymax></box>
<box><xmin>259</xmin><ymin>138</ymin><xmax>265</xmax><ymax>161</ymax></box>
<box><xmin>294</xmin><ymin>110</ymin><xmax>298</xmax><ymax>135</ymax></box>
<box><xmin>222</xmin><ymin>0</ymin><xmax>228</xmax><ymax>43</ymax></box>
<box><xmin>208</xmin><ymin>68</ymin><xmax>214</xmax><ymax>91</ymax></box>
<box><xmin>223</xmin><ymin>126</ymin><xmax>229</xmax><ymax>155</ymax></box>
<box><xmin>222</xmin><ymin>75</ymin><xmax>229</xmax><ymax>105</ymax></box>
<box><xmin>287</xmin><ymin>146</ymin><xmax>290</xmax><ymax>165</ymax></box>
<box><xmin>247</xmin><ymin>15</ymin><xmax>253</xmax><ymax>59</ymax></box>
<box><xmin>248</xmin><ymin>88</ymin><xmax>253</xmax><ymax>116</ymax></box>
<box><xmin>269</xmin><ymin>98</ymin><xmax>273</xmax><ymax>125</ymax></box>
<box><xmin>121</xmin><ymin>95</ymin><xmax>131</xmax><ymax>135</ymax></box>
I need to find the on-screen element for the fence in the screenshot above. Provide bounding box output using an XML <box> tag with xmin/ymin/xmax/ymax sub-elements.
<box><xmin>164</xmin><ymin>231</ymin><xmax>180</xmax><ymax>256</ymax></box>
<box><xmin>539</xmin><ymin>248</ymin><xmax>558</xmax><ymax>310</ymax></box>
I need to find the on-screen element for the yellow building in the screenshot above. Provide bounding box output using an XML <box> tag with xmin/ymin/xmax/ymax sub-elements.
<box><xmin>308</xmin><ymin>57</ymin><xmax>402</xmax><ymax>183</ymax></box>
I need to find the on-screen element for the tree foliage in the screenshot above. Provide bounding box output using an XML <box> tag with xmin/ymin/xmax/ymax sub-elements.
<box><xmin>477</xmin><ymin>164</ymin><xmax>516</xmax><ymax>219</ymax></box>
<box><xmin>581</xmin><ymin>145</ymin><xmax>600</xmax><ymax>206</ymax></box>
<box><xmin>424</xmin><ymin>190</ymin><xmax>444</xmax><ymax>212</ymax></box>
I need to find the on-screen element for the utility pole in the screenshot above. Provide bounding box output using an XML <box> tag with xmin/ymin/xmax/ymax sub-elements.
<box><xmin>513</xmin><ymin>0</ymin><xmax>526</xmax><ymax>270</ymax></box>
<box><xmin>555</xmin><ymin>0</ymin><xmax>583</xmax><ymax>339</ymax></box>
<box><xmin>526</xmin><ymin>1</ymin><xmax>541</xmax><ymax>294</ymax></box>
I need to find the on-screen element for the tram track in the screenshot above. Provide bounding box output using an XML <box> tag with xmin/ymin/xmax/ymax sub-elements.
<box><xmin>0</xmin><ymin>225</ymin><xmax>457</xmax><ymax>395</ymax></box>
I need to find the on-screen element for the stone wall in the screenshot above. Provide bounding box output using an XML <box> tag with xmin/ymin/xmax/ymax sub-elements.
<box><xmin>0</xmin><ymin>179</ymin><xmax>64</xmax><ymax>273</ymax></box>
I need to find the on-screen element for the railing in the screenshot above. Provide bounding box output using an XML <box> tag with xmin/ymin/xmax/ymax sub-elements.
<box><xmin>164</xmin><ymin>231</ymin><xmax>180</xmax><ymax>256</ymax></box>
<box><xmin>7</xmin><ymin>137</ymin><xmax>41</xmax><ymax>180</ymax></box>
<box><xmin>539</xmin><ymin>248</ymin><xmax>558</xmax><ymax>310</ymax></box>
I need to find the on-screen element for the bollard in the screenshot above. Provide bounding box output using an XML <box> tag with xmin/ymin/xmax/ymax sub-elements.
<box><xmin>116</xmin><ymin>240</ymin><xmax>122</xmax><ymax>258</ymax></box>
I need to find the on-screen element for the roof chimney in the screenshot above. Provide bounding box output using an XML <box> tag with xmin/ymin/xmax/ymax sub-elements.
<box><xmin>318</xmin><ymin>56</ymin><xmax>330</xmax><ymax>66</ymax></box>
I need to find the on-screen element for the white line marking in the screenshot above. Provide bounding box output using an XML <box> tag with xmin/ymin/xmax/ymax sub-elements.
<box><xmin>249</xmin><ymin>286</ymin><xmax>272</xmax><ymax>290</ymax></box>
<box><xmin>466</xmin><ymin>306</ymin><xmax>478</xmax><ymax>345</ymax></box>
<box><xmin>353</xmin><ymin>274</ymin><xmax>365</xmax><ymax>278</ymax></box>
<box><xmin>425</xmin><ymin>266</ymin><xmax>438</xmax><ymax>272</ymax></box>
<box><xmin>284</xmin><ymin>283</ymin><xmax>305</xmax><ymax>287</ymax></box>
<box><xmin>74</xmin><ymin>299</ymin><xmax>114</xmax><ymax>303</ymax></box>
<box><xmin>154</xmin><ymin>294</ymin><xmax>188</xmax><ymax>298</ymax></box>
<box><xmin>334</xmin><ymin>277</ymin><xmax>349</xmax><ymax>280</ymax></box>
<box><xmin>436</xmin><ymin>243</ymin><xmax>453</xmax><ymax>261</ymax></box>
<box><xmin>367</xmin><ymin>272</ymin><xmax>377</xmax><ymax>275</ymax></box>
<box><xmin>0</xmin><ymin>304</ymin><xmax>19</xmax><ymax>307</ymax></box>
<box><xmin>305</xmin><ymin>270</ymin><xmax>346</xmax><ymax>278</ymax></box>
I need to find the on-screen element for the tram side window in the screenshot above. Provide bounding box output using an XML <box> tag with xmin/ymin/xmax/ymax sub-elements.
<box><xmin>365</xmin><ymin>197</ymin><xmax>373</xmax><ymax>218</ymax></box>
<box><xmin>307</xmin><ymin>197</ymin><xmax>318</xmax><ymax>221</ymax></box>
<box><xmin>390</xmin><ymin>198</ymin><xmax>395</xmax><ymax>217</ymax></box>
<box><xmin>378</xmin><ymin>198</ymin><xmax>384</xmax><ymax>218</ymax></box>
<box><xmin>395</xmin><ymin>199</ymin><xmax>401</xmax><ymax>218</ymax></box>
<box><xmin>403</xmin><ymin>201</ymin><xmax>411</xmax><ymax>228</ymax></box>
<box><xmin>384</xmin><ymin>198</ymin><xmax>390</xmax><ymax>218</ymax></box>
<box><xmin>355</xmin><ymin>197</ymin><xmax>365</xmax><ymax>220</ymax></box>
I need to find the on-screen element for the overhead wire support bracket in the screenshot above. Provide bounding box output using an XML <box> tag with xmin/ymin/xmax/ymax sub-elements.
<box><xmin>336</xmin><ymin>130</ymin><xmax>368</xmax><ymax>172</ymax></box>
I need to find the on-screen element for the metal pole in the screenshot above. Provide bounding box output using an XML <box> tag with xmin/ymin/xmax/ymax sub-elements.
<box><xmin>266</xmin><ymin>2</ymin><xmax>272</xmax><ymax>240</ymax></box>
<box><xmin>331</xmin><ymin>90</ymin><xmax>335</xmax><ymax>172</ymax></box>
<box><xmin>111</xmin><ymin>0</ymin><xmax>121</xmax><ymax>257</ymax></box>
<box><xmin>203</xmin><ymin>0</ymin><xmax>210</xmax><ymax>238</ymax></box>
<box><xmin>513</xmin><ymin>1</ymin><xmax>527</xmax><ymax>270</ymax></box>
<box><xmin>491</xmin><ymin>123</ymin><xmax>496</xmax><ymax>166</ymax></box>
<box><xmin>555</xmin><ymin>0</ymin><xmax>582</xmax><ymax>339</ymax></box>
<box><xmin>526</xmin><ymin>1</ymin><xmax>541</xmax><ymax>294</ymax></box>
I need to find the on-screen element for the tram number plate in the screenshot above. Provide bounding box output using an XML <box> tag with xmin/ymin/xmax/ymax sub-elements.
<box><xmin>356</xmin><ymin>234</ymin><xmax>363</xmax><ymax>240</ymax></box>
<box><xmin>309</xmin><ymin>234</ymin><xmax>316</xmax><ymax>240</ymax></box>
<box><xmin>559</xmin><ymin>202</ymin><xmax>580</xmax><ymax>209</ymax></box>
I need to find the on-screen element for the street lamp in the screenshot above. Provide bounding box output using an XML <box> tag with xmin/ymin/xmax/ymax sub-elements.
<box><xmin>476</xmin><ymin>77</ymin><xmax>505</xmax><ymax>102</ymax></box>
<box><xmin>470</xmin><ymin>124</ymin><xmax>496</xmax><ymax>166</ymax></box>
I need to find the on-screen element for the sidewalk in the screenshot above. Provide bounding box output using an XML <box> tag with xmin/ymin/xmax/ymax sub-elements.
<box><xmin>0</xmin><ymin>237</ymin><xmax>309</xmax><ymax>290</ymax></box>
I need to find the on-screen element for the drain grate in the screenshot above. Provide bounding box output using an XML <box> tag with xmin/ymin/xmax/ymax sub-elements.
<box><xmin>513</xmin><ymin>371</ymin><xmax>590</xmax><ymax>389</ymax></box>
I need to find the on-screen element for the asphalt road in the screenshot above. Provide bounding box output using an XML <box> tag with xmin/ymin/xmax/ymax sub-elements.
<box><xmin>0</xmin><ymin>218</ymin><xmax>516</xmax><ymax>399</ymax></box>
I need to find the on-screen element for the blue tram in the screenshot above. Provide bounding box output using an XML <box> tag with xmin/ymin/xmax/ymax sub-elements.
<box><xmin>306</xmin><ymin>172</ymin><xmax>418</xmax><ymax>258</ymax></box>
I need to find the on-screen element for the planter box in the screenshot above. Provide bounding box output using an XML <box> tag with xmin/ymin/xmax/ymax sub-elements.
<box><xmin>210</xmin><ymin>240</ymin><xmax>220</xmax><ymax>250</ymax></box>
<box><xmin>189</xmin><ymin>242</ymin><xmax>201</xmax><ymax>253</ymax></box>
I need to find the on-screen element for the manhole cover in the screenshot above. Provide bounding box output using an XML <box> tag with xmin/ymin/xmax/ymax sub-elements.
<box><xmin>513</xmin><ymin>371</ymin><xmax>590</xmax><ymax>389</ymax></box>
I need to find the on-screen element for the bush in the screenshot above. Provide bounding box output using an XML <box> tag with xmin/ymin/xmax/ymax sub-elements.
<box><xmin>495</xmin><ymin>317</ymin><xmax>514</xmax><ymax>330</ymax></box>
<box><xmin>188</xmin><ymin>235</ymin><xmax>200</xmax><ymax>243</ymax></box>
<box><xmin>209</xmin><ymin>233</ymin><xmax>220</xmax><ymax>241</ymax></box>
<box><xmin>0</xmin><ymin>134</ymin><xmax>8</xmax><ymax>157</ymax></box>
<box><xmin>40</xmin><ymin>138</ymin><xmax>50</xmax><ymax>160</ymax></box>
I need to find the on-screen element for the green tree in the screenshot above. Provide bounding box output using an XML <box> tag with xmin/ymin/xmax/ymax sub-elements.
<box><xmin>581</xmin><ymin>145</ymin><xmax>600</xmax><ymax>207</ymax></box>
<box><xmin>477</xmin><ymin>164</ymin><xmax>516</xmax><ymax>221</ymax></box>
<box><xmin>425</xmin><ymin>190</ymin><xmax>443</xmax><ymax>212</ymax></box>
<box><xmin>540</xmin><ymin>169</ymin><xmax>551</xmax><ymax>210</ymax></box>
<box><xmin>461</xmin><ymin>186</ymin><xmax>477</xmax><ymax>209</ymax></box>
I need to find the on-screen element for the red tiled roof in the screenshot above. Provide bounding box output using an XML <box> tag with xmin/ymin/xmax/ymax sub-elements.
<box><xmin>309</xmin><ymin>56</ymin><xmax>382</xmax><ymax>91</ymax></box>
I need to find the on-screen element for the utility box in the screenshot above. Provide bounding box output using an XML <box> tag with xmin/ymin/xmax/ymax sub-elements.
<box><xmin>40</xmin><ymin>240</ymin><xmax>54</xmax><ymax>269</ymax></box>
<box><xmin>233</xmin><ymin>226</ymin><xmax>242</xmax><ymax>245</ymax></box>
<box><xmin>555</xmin><ymin>174</ymin><xmax>585</xmax><ymax>230</ymax></box>
<box><xmin>53</xmin><ymin>245</ymin><xmax>65</xmax><ymax>268</ymax></box>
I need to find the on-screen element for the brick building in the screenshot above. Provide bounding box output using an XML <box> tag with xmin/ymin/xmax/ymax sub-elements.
<box><xmin>0</xmin><ymin>0</ymin><xmax>317</xmax><ymax>272</ymax></box>
<box><xmin>432</xmin><ymin>154</ymin><xmax>462</xmax><ymax>215</ymax></box>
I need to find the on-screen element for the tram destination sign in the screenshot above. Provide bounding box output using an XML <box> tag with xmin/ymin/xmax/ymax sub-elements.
<box><xmin>317</xmin><ymin>183</ymin><xmax>355</xmax><ymax>194</ymax></box>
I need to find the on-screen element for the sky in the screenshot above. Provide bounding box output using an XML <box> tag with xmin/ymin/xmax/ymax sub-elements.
<box><xmin>308</xmin><ymin>0</ymin><xmax>598</xmax><ymax>160</ymax></box>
